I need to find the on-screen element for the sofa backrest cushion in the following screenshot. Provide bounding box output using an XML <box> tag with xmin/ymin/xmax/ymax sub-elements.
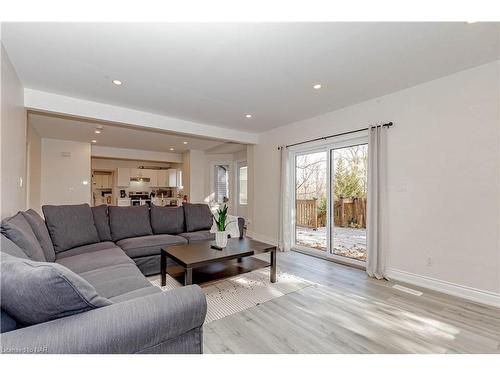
<box><xmin>92</xmin><ymin>205</ymin><xmax>112</xmax><ymax>242</ymax></box>
<box><xmin>150</xmin><ymin>205</ymin><xmax>185</xmax><ymax>235</ymax></box>
<box><xmin>1</xmin><ymin>213</ymin><xmax>46</xmax><ymax>262</ymax></box>
<box><xmin>0</xmin><ymin>253</ymin><xmax>112</xmax><ymax>326</ymax></box>
<box><xmin>22</xmin><ymin>209</ymin><xmax>56</xmax><ymax>262</ymax></box>
<box><xmin>1</xmin><ymin>235</ymin><xmax>29</xmax><ymax>259</ymax></box>
<box><xmin>183</xmin><ymin>203</ymin><xmax>213</xmax><ymax>232</ymax></box>
<box><xmin>42</xmin><ymin>204</ymin><xmax>100</xmax><ymax>254</ymax></box>
<box><xmin>108</xmin><ymin>205</ymin><xmax>153</xmax><ymax>242</ymax></box>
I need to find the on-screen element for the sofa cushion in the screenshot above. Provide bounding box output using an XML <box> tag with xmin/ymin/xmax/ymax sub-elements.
<box><xmin>179</xmin><ymin>230</ymin><xmax>215</xmax><ymax>243</ymax></box>
<box><xmin>150</xmin><ymin>205</ymin><xmax>185</xmax><ymax>235</ymax></box>
<box><xmin>56</xmin><ymin>241</ymin><xmax>118</xmax><ymax>259</ymax></box>
<box><xmin>1</xmin><ymin>213</ymin><xmax>46</xmax><ymax>261</ymax></box>
<box><xmin>22</xmin><ymin>209</ymin><xmax>56</xmax><ymax>262</ymax></box>
<box><xmin>56</xmin><ymin>247</ymin><xmax>134</xmax><ymax>274</ymax></box>
<box><xmin>91</xmin><ymin>205</ymin><xmax>112</xmax><ymax>242</ymax></box>
<box><xmin>1</xmin><ymin>309</ymin><xmax>17</xmax><ymax>333</ymax></box>
<box><xmin>116</xmin><ymin>234</ymin><xmax>187</xmax><ymax>258</ymax></box>
<box><xmin>77</xmin><ymin>263</ymin><xmax>152</xmax><ymax>299</ymax></box>
<box><xmin>0</xmin><ymin>254</ymin><xmax>111</xmax><ymax>326</ymax></box>
<box><xmin>110</xmin><ymin>286</ymin><xmax>161</xmax><ymax>303</ymax></box>
<box><xmin>42</xmin><ymin>204</ymin><xmax>100</xmax><ymax>253</ymax></box>
<box><xmin>183</xmin><ymin>203</ymin><xmax>213</xmax><ymax>232</ymax></box>
<box><xmin>1</xmin><ymin>235</ymin><xmax>29</xmax><ymax>259</ymax></box>
<box><xmin>108</xmin><ymin>205</ymin><xmax>153</xmax><ymax>242</ymax></box>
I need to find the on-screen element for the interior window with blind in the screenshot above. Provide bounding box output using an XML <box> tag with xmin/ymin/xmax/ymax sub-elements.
<box><xmin>238</xmin><ymin>165</ymin><xmax>248</xmax><ymax>205</ymax></box>
<box><xmin>214</xmin><ymin>164</ymin><xmax>230</xmax><ymax>204</ymax></box>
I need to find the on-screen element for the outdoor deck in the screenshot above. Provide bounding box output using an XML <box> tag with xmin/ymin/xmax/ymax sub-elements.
<box><xmin>296</xmin><ymin>226</ymin><xmax>367</xmax><ymax>261</ymax></box>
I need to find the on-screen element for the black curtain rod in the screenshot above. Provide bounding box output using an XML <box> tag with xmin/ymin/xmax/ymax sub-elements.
<box><xmin>279</xmin><ymin>122</ymin><xmax>393</xmax><ymax>149</ymax></box>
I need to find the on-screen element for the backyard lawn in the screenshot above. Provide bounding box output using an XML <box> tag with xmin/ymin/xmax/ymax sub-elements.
<box><xmin>295</xmin><ymin>226</ymin><xmax>367</xmax><ymax>261</ymax></box>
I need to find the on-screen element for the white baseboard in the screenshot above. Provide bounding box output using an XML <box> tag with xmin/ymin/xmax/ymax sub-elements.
<box><xmin>386</xmin><ymin>268</ymin><xmax>500</xmax><ymax>308</ymax></box>
<box><xmin>246</xmin><ymin>231</ymin><xmax>278</xmax><ymax>246</ymax></box>
<box><xmin>246</xmin><ymin>231</ymin><xmax>500</xmax><ymax>308</ymax></box>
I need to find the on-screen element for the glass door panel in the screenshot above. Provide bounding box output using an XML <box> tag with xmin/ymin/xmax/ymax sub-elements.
<box><xmin>294</xmin><ymin>151</ymin><xmax>327</xmax><ymax>251</ymax></box>
<box><xmin>331</xmin><ymin>144</ymin><xmax>368</xmax><ymax>261</ymax></box>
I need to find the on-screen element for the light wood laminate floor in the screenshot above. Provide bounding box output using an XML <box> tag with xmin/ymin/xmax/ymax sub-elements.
<box><xmin>203</xmin><ymin>251</ymin><xmax>500</xmax><ymax>354</ymax></box>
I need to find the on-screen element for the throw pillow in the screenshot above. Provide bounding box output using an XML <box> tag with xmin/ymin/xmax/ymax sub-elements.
<box><xmin>150</xmin><ymin>205</ymin><xmax>185</xmax><ymax>235</ymax></box>
<box><xmin>108</xmin><ymin>205</ymin><xmax>153</xmax><ymax>241</ymax></box>
<box><xmin>183</xmin><ymin>203</ymin><xmax>213</xmax><ymax>232</ymax></box>
<box><xmin>1</xmin><ymin>213</ymin><xmax>46</xmax><ymax>262</ymax></box>
<box><xmin>22</xmin><ymin>209</ymin><xmax>56</xmax><ymax>262</ymax></box>
<box><xmin>0</xmin><ymin>253</ymin><xmax>111</xmax><ymax>326</ymax></box>
<box><xmin>42</xmin><ymin>204</ymin><xmax>100</xmax><ymax>253</ymax></box>
<box><xmin>91</xmin><ymin>205</ymin><xmax>113</xmax><ymax>242</ymax></box>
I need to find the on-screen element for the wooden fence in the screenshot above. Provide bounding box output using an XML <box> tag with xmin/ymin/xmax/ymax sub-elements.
<box><xmin>296</xmin><ymin>197</ymin><xmax>366</xmax><ymax>229</ymax></box>
<box><xmin>296</xmin><ymin>199</ymin><xmax>318</xmax><ymax>228</ymax></box>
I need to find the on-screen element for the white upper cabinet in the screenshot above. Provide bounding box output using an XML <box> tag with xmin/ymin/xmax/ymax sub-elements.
<box><xmin>168</xmin><ymin>169</ymin><xmax>177</xmax><ymax>187</ymax></box>
<box><xmin>142</xmin><ymin>169</ymin><xmax>158</xmax><ymax>187</ymax></box>
<box><xmin>155</xmin><ymin>170</ymin><xmax>168</xmax><ymax>187</ymax></box>
<box><xmin>93</xmin><ymin>173</ymin><xmax>112</xmax><ymax>189</ymax></box>
<box><xmin>116</xmin><ymin>168</ymin><xmax>131</xmax><ymax>187</ymax></box>
<box><xmin>151</xmin><ymin>169</ymin><xmax>177</xmax><ymax>187</ymax></box>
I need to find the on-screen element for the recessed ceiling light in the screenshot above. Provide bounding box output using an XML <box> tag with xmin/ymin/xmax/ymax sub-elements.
<box><xmin>466</xmin><ymin>21</ymin><xmax>477</xmax><ymax>24</ymax></box>
<box><xmin>245</xmin><ymin>114</ymin><xmax>252</xmax><ymax>118</ymax></box>
<box><xmin>112</xmin><ymin>79</ymin><xmax>122</xmax><ymax>86</ymax></box>
<box><xmin>94</xmin><ymin>130</ymin><xmax>101</xmax><ymax>134</ymax></box>
<box><xmin>313</xmin><ymin>83</ymin><xmax>322</xmax><ymax>90</ymax></box>
<box><xmin>91</xmin><ymin>140</ymin><xmax>97</xmax><ymax>143</ymax></box>
<box><xmin>183</xmin><ymin>141</ymin><xmax>188</xmax><ymax>145</ymax></box>
<box><xmin>169</xmin><ymin>147</ymin><xmax>174</xmax><ymax>151</ymax></box>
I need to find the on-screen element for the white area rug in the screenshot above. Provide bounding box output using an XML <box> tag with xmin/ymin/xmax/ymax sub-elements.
<box><xmin>149</xmin><ymin>264</ymin><xmax>315</xmax><ymax>323</ymax></box>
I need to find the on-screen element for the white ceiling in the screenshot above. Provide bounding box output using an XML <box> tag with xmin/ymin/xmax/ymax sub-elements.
<box><xmin>28</xmin><ymin>112</ymin><xmax>225</xmax><ymax>152</ymax></box>
<box><xmin>4</xmin><ymin>23</ymin><xmax>500</xmax><ymax>133</ymax></box>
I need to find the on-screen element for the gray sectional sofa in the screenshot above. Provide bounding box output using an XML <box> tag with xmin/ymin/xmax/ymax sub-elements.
<box><xmin>0</xmin><ymin>203</ymin><xmax>244</xmax><ymax>354</ymax></box>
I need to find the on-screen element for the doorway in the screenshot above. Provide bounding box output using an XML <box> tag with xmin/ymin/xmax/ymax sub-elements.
<box><xmin>292</xmin><ymin>136</ymin><xmax>368</xmax><ymax>267</ymax></box>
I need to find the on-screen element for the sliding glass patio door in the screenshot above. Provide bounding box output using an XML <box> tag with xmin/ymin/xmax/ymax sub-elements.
<box><xmin>294</xmin><ymin>150</ymin><xmax>328</xmax><ymax>252</ymax></box>
<box><xmin>330</xmin><ymin>144</ymin><xmax>368</xmax><ymax>263</ymax></box>
<box><xmin>292</xmin><ymin>137</ymin><xmax>368</xmax><ymax>266</ymax></box>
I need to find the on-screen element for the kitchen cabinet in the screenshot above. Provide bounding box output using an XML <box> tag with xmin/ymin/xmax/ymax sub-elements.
<box><xmin>155</xmin><ymin>170</ymin><xmax>168</xmax><ymax>187</ymax></box>
<box><xmin>168</xmin><ymin>169</ymin><xmax>178</xmax><ymax>187</ymax></box>
<box><xmin>152</xmin><ymin>169</ymin><xmax>177</xmax><ymax>187</ymax></box>
<box><xmin>130</xmin><ymin>168</ymin><xmax>158</xmax><ymax>185</ymax></box>
<box><xmin>93</xmin><ymin>173</ymin><xmax>112</xmax><ymax>189</ymax></box>
<box><xmin>142</xmin><ymin>169</ymin><xmax>157</xmax><ymax>186</ymax></box>
<box><xmin>130</xmin><ymin>168</ymin><xmax>142</xmax><ymax>178</ymax></box>
<box><xmin>117</xmin><ymin>168</ymin><xmax>131</xmax><ymax>187</ymax></box>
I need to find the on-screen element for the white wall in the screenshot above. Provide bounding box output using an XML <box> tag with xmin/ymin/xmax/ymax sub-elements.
<box><xmin>27</xmin><ymin>123</ymin><xmax>42</xmax><ymax>214</ymax></box>
<box><xmin>91</xmin><ymin>158</ymin><xmax>174</xmax><ymax>171</ymax></box>
<box><xmin>182</xmin><ymin>148</ymin><xmax>249</xmax><ymax>214</ymax></box>
<box><xmin>1</xmin><ymin>44</ymin><xmax>26</xmax><ymax>218</ymax></box>
<box><xmin>182</xmin><ymin>150</ymin><xmax>206</xmax><ymax>204</ymax></box>
<box><xmin>250</xmin><ymin>61</ymin><xmax>500</xmax><ymax>298</ymax></box>
<box><xmin>91</xmin><ymin>145</ymin><xmax>182</xmax><ymax>163</ymax></box>
<box><xmin>41</xmin><ymin>138</ymin><xmax>91</xmax><ymax>206</ymax></box>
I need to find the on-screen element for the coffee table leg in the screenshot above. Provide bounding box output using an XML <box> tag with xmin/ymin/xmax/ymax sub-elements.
<box><xmin>161</xmin><ymin>251</ymin><xmax>166</xmax><ymax>287</ymax></box>
<box><xmin>270</xmin><ymin>248</ymin><xmax>277</xmax><ymax>283</ymax></box>
<box><xmin>184</xmin><ymin>267</ymin><xmax>193</xmax><ymax>285</ymax></box>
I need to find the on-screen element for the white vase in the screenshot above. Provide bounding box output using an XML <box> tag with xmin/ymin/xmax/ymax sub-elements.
<box><xmin>215</xmin><ymin>231</ymin><xmax>228</xmax><ymax>248</ymax></box>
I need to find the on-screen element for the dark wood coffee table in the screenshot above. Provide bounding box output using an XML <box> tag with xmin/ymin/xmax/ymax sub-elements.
<box><xmin>161</xmin><ymin>238</ymin><xmax>277</xmax><ymax>286</ymax></box>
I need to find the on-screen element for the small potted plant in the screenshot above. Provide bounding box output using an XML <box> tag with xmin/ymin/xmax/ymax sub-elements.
<box><xmin>214</xmin><ymin>204</ymin><xmax>229</xmax><ymax>248</ymax></box>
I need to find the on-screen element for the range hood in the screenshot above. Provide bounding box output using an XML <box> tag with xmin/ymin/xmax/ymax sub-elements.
<box><xmin>130</xmin><ymin>177</ymin><xmax>151</xmax><ymax>182</ymax></box>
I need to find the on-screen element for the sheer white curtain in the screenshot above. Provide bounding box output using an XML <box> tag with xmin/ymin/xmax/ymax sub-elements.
<box><xmin>366</xmin><ymin>125</ymin><xmax>388</xmax><ymax>279</ymax></box>
<box><xmin>278</xmin><ymin>146</ymin><xmax>292</xmax><ymax>252</ymax></box>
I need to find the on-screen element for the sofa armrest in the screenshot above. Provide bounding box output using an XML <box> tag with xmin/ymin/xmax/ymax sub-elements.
<box><xmin>0</xmin><ymin>285</ymin><xmax>207</xmax><ymax>354</ymax></box>
<box><xmin>237</xmin><ymin>217</ymin><xmax>245</xmax><ymax>238</ymax></box>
